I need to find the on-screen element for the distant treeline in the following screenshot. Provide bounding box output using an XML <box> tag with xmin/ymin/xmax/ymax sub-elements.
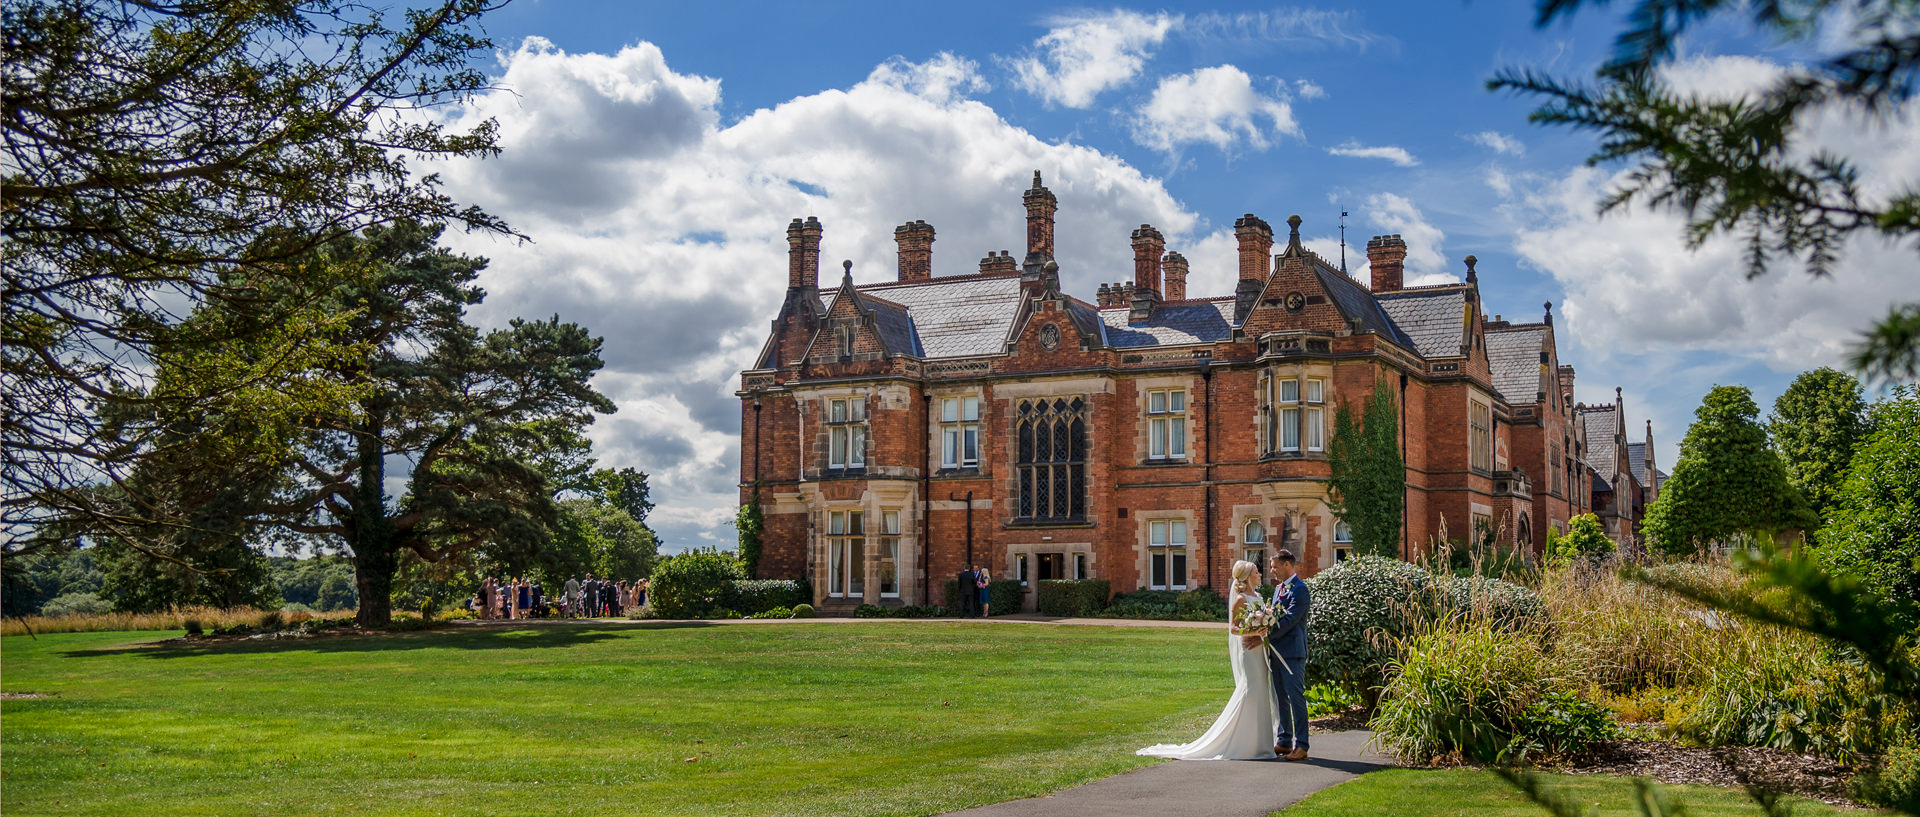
<box><xmin>3</xmin><ymin>551</ymin><xmax>358</xmax><ymax>618</ymax></box>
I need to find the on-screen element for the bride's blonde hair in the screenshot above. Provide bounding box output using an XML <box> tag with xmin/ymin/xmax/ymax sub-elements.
<box><xmin>1231</xmin><ymin>560</ymin><xmax>1257</xmax><ymax>594</ymax></box>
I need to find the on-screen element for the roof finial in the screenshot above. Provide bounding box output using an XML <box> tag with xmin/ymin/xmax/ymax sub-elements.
<box><xmin>842</xmin><ymin>259</ymin><xmax>853</xmax><ymax>279</ymax></box>
<box><xmin>1543</xmin><ymin>301</ymin><xmax>1553</xmax><ymax>325</ymax></box>
<box><xmin>1286</xmin><ymin>214</ymin><xmax>1303</xmax><ymax>250</ymax></box>
<box><xmin>1032</xmin><ymin>170</ymin><xmax>1043</xmax><ymax>189</ymax></box>
<box><xmin>1615</xmin><ymin>386</ymin><xmax>1623</xmax><ymax>400</ymax></box>
<box><xmin>1464</xmin><ymin>254</ymin><xmax>1478</xmax><ymax>285</ymax></box>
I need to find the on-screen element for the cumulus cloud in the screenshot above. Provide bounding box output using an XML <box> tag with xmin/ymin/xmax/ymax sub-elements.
<box><xmin>1132</xmin><ymin>65</ymin><xmax>1300</xmax><ymax>154</ymax></box>
<box><xmin>1293</xmin><ymin>79</ymin><xmax>1328</xmax><ymax>100</ymax></box>
<box><xmin>434</xmin><ymin>42</ymin><xmax>1207</xmax><ymax>550</ymax></box>
<box><xmin>1363</xmin><ymin>193</ymin><xmax>1453</xmax><ymax>285</ymax></box>
<box><xmin>1004</xmin><ymin>10</ymin><xmax>1176</xmax><ymax>108</ymax></box>
<box><xmin>1467</xmin><ymin>130</ymin><xmax>1525</xmax><ymax>155</ymax></box>
<box><xmin>1327</xmin><ymin>141</ymin><xmax>1419</xmax><ymax>166</ymax></box>
<box><xmin>1492</xmin><ymin>55</ymin><xmax>1917</xmax><ymax>374</ymax></box>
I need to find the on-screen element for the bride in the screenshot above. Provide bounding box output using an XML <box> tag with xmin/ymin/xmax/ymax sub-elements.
<box><xmin>1137</xmin><ymin>560</ymin><xmax>1277</xmax><ymax>760</ymax></box>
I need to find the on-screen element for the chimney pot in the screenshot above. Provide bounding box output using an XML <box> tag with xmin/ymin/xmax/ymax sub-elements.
<box><xmin>1163</xmin><ymin>251</ymin><xmax>1189</xmax><ymax>302</ymax></box>
<box><xmin>1366</xmin><ymin>233</ymin><xmax>1408</xmax><ymax>293</ymax></box>
<box><xmin>1130</xmin><ymin>224</ymin><xmax>1166</xmax><ymax>304</ymax></box>
<box><xmin>894</xmin><ymin>220</ymin><xmax>936</xmax><ymax>282</ymax></box>
<box><xmin>1023</xmin><ymin>170</ymin><xmax>1058</xmax><ymax>262</ymax></box>
<box><xmin>787</xmin><ymin>215</ymin><xmax>823</xmax><ymax>290</ymax></box>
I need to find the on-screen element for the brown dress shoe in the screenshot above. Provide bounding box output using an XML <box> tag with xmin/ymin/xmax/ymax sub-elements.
<box><xmin>1283</xmin><ymin>748</ymin><xmax>1309</xmax><ymax>761</ymax></box>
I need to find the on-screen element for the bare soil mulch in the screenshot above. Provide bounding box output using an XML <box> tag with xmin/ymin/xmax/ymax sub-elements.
<box><xmin>1549</xmin><ymin>738</ymin><xmax>1866</xmax><ymax>808</ymax></box>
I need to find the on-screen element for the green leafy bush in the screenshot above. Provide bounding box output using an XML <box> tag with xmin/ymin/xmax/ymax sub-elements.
<box><xmin>1304</xmin><ymin>555</ymin><xmax>1431</xmax><ymax>698</ymax></box>
<box><xmin>987</xmin><ymin>580</ymin><xmax>1022</xmax><ymax>615</ymax></box>
<box><xmin>1547</xmin><ymin>513</ymin><xmax>1616</xmax><ymax>568</ymax></box>
<box><xmin>942</xmin><ymin>579</ymin><xmax>963</xmax><ymax>609</ymax></box>
<box><xmin>182</xmin><ymin>618</ymin><xmax>203</xmax><ymax>636</ymax></box>
<box><xmin>1856</xmin><ymin>734</ymin><xmax>1920</xmax><ymax>812</ymax></box>
<box><xmin>648</xmin><ymin>552</ymin><xmax>746</xmax><ymax>619</ymax></box>
<box><xmin>853</xmin><ymin>604</ymin><xmax>888</xmax><ymax>618</ymax></box>
<box><xmin>791</xmin><ymin>603</ymin><xmax>814</xmax><ymax>618</ymax></box>
<box><xmin>1176</xmin><ymin>587</ymin><xmax>1229</xmax><ymax>621</ymax></box>
<box><xmin>1306</xmin><ymin>682</ymin><xmax>1362</xmax><ymax>718</ymax></box>
<box><xmin>724</xmin><ymin>579</ymin><xmax>809</xmax><ymax>615</ymax></box>
<box><xmin>1372</xmin><ymin>622</ymin><xmax>1616</xmax><ymax>764</ymax></box>
<box><xmin>744</xmin><ymin>606</ymin><xmax>793</xmax><ymax>619</ymax></box>
<box><xmin>893</xmin><ymin>604</ymin><xmax>945</xmax><ymax>618</ymax></box>
<box><xmin>1445</xmin><ymin>574</ymin><xmax>1547</xmax><ymax>626</ymax></box>
<box><xmin>1100</xmin><ymin>589</ymin><xmax>1181</xmax><ymax>620</ymax></box>
<box><xmin>1076</xmin><ymin>579</ymin><xmax>1111</xmax><ymax>615</ymax></box>
<box><xmin>1037</xmin><ymin>580</ymin><xmax>1080</xmax><ymax>616</ymax></box>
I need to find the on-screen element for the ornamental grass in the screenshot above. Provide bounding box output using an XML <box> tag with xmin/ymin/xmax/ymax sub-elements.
<box><xmin>1</xmin><ymin>606</ymin><xmax>353</xmax><ymax>637</ymax></box>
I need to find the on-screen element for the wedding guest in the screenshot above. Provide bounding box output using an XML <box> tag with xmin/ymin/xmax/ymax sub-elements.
<box><xmin>977</xmin><ymin>567</ymin><xmax>992</xmax><ymax>618</ymax></box>
<box><xmin>636</xmin><ymin>578</ymin><xmax>649</xmax><ymax>608</ymax></box>
<box><xmin>582</xmin><ymin>574</ymin><xmax>599</xmax><ymax>617</ymax></box>
<box><xmin>517</xmin><ymin>578</ymin><xmax>531</xmax><ymax>618</ymax></box>
<box><xmin>564</xmin><ymin>575</ymin><xmax>581</xmax><ymax>618</ymax></box>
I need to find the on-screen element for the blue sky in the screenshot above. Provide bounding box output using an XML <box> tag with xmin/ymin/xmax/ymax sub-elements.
<box><xmin>421</xmin><ymin>2</ymin><xmax>1916</xmax><ymax>551</ymax></box>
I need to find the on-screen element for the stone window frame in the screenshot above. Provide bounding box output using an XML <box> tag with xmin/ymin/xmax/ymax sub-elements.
<box><xmin>878</xmin><ymin>510</ymin><xmax>901</xmax><ymax>598</ymax></box>
<box><xmin>1145</xmin><ymin>388</ymin><xmax>1188</xmax><ymax>461</ymax></box>
<box><xmin>1014</xmin><ymin>395</ymin><xmax>1088</xmax><ymax>522</ymax></box>
<box><xmin>1256</xmin><ymin>365</ymin><xmax>1333</xmax><ymax>457</ymax></box>
<box><xmin>1138</xmin><ymin>512</ymin><xmax>1195</xmax><ymax>591</ymax></box>
<box><xmin>825</xmin><ymin>394</ymin><xmax>868</xmax><ymax>471</ymax></box>
<box><xmin>824</xmin><ymin>508</ymin><xmax>865</xmax><ymax>598</ymax></box>
<box><xmin>1469</xmin><ymin>395</ymin><xmax>1494</xmax><ymax>474</ymax></box>
<box><xmin>935</xmin><ymin>392</ymin><xmax>982</xmax><ymax>471</ymax></box>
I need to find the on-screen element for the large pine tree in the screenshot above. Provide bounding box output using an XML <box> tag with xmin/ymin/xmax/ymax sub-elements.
<box><xmin>1644</xmin><ymin>385</ymin><xmax>1817</xmax><ymax>554</ymax></box>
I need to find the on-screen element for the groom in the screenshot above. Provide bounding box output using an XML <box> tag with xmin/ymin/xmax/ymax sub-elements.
<box><xmin>1267</xmin><ymin>550</ymin><xmax>1311</xmax><ymax>761</ymax></box>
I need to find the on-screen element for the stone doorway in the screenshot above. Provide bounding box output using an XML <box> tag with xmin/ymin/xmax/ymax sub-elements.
<box><xmin>1037</xmin><ymin>552</ymin><xmax>1066</xmax><ymax>582</ymax></box>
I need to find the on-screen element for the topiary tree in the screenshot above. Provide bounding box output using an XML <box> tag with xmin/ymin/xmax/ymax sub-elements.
<box><xmin>1816</xmin><ymin>385</ymin><xmax>1920</xmax><ymax>630</ymax></box>
<box><xmin>1547</xmin><ymin>513</ymin><xmax>1615</xmax><ymax>568</ymax></box>
<box><xmin>1770</xmin><ymin>368</ymin><xmax>1869</xmax><ymax>522</ymax></box>
<box><xmin>646</xmin><ymin>551</ymin><xmax>746</xmax><ymax>619</ymax></box>
<box><xmin>1643</xmin><ymin>386</ymin><xmax>1817</xmax><ymax>555</ymax></box>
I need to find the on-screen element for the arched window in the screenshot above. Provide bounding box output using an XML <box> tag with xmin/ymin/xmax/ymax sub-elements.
<box><xmin>1016</xmin><ymin>397</ymin><xmax>1087</xmax><ymax>521</ymax></box>
<box><xmin>1517</xmin><ymin>514</ymin><xmax>1532</xmax><ymax>549</ymax></box>
<box><xmin>1243</xmin><ymin>519</ymin><xmax>1267</xmax><ymax>572</ymax></box>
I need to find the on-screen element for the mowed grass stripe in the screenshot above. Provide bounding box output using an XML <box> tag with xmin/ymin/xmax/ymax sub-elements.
<box><xmin>3</xmin><ymin>622</ymin><xmax>1227</xmax><ymax>817</ymax></box>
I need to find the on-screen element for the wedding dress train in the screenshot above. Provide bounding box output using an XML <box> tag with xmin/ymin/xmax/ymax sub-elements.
<box><xmin>1136</xmin><ymin>593</ymin><xmax>1278</xmax><ymax>760</ymax></box>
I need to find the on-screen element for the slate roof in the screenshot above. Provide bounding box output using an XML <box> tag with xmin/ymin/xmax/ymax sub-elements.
<box><xmin>1376</xmin><ymin>287</ymin><xmax>1468</xmax><ymax>358</ymax></box>
<box><xmin>1099</xmin><ymin>299</ymin><xmax>1235</xmax><ymax>347</ymax></box>
<box><xmin>857</xmin><ymin>292</ymin><xmax>924</xmax><ymax>357</ymax></box>
<box><xmin>829</xmin><ymin>275</ymin><xmax>1027</xmax><ymax>359</ymax></box>
<box><xmin>1626</xmin><ymin>442</ymin><xmax>1650</xmax><ymax>487</ymax></box>
<box><xmin>1486</xmin><ymin>327</ymin><xmax>1549</xmax><ymax>405</ymax></box>
<box><xmin>1312</xmin><ymin>263</ymin><xmax>1418</xmax><ymax>350</ymax></box>
<box><xmin>1581</xmin><ymin>406</ymin><xmax>1620</xmax><ymax>484</ymax></box>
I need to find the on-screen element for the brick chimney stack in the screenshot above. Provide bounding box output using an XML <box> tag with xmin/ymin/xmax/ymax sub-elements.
<box><xmin>1367</xmin><ymin>234</ymin><xmax>1407</xmax><ymax>293</ymax></box>
<box><xmin>979</xmin><ymin>250</ymin><xmax>1017</xmax><ymax>275</ymax></box>
<box><xmin>1131</xmin><ymin>224</ymin><xmax>1164</xmax><ymax>296</ymax></box>
<box><xmin>1233</xmin><ymin>214</ymin><xmax>1274</xmax><ymax>322</ymax></box>
<box><xmin>1163</xmin><ymin>251</ymin><xmax>1189</xmax><ymax>302</ymax></box>
<box><xmin>1023</xmin><ymin>170</ymin><xmax>1057</xmax><ymax>263</ymax></box>
<box><xmin>894</xmin><ymin>220</ymin><xmax>935</xmax><ymax>282</ymax></box>
<box><xmin>788</xmin><ymin>216</ymin><xmax>822</xmax><ymax>290</ymax></box>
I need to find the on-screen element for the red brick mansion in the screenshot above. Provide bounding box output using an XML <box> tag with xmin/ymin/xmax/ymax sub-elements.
<box><xmin>737</xmin><ymin>173</ymin><xmax>1656</xmax><ymax>612</ymax></box>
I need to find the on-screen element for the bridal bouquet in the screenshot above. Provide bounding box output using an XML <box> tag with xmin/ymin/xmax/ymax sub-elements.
<box><xmin>1234</xmin><ymin>599</ymin><xmax>1279</xmax><ymax>637</ymax></box>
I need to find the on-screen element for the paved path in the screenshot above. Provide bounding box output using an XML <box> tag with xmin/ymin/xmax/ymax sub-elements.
<box><xmin>935</xmin><ymin>730</ymin><xmax>1389</xmax><ymax>817</ymax></box>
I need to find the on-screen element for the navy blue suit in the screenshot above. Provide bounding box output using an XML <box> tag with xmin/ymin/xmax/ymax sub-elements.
<box><xmin>1267</xmin><ymin>574</ymin><xmax>1311</xmax><ymax>751</ymax></box>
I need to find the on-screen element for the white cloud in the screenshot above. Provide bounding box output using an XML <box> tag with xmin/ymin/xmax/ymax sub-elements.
<box><xmin>1467</xmin><ymin>130</ymin><xmax>1525</xmax><ymax>155</ymax></box>
<box><xmin>435</xmin><ymin>43</ymin><xmax>1207</xmax><ymax>550</ymax></box>
<box><xmin>1491</xmin><ymin>56</ymin><xmax>1918</xmax><ymax>374</ymax></box>
<box><xmin>1184</xmin><ymin>9</ymin><xmax>1383</xmax><ymax>51</ymax></box>
<box><xmin>1132</xmin><ymin>65</ymin><xmax>1300</xmax><ymax>153</ymax></box>
<box><xmin>1363</xmin><ymin>192</ymin><xmax>1453</xmax><ymax>285</ymax></box>
<box><xmin>865</xmin><ymin>52</ymin><xmax>988</xmax><ymax>104</ymax></box>
<box><xmin>1294</xmin><ymin>79</ymin><xmax>1328</xmax><ymax>100</ymax></box>
<box><xmin>1327</xmin><ymin>140</ymin><xmax>1419</xmax><ymax>166</ymax></box>
<box><xmin>1004</xmin><ymin>10</ymin><xmax>1176</xmax><ymax>108</ymax></box>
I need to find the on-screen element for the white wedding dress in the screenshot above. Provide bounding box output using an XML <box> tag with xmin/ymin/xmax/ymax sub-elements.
<box><xmin>1137</xmin><ymin>593</ymin><xmax>1278</xmax><ymax>760</ymax></box>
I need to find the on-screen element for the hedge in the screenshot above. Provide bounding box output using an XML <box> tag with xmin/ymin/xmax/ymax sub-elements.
<box><xmin>723</xmin><ymin>579</ymin><xmax>809</xmax><ymax>615</ymax></box>
<box><xmin>1037</xmin><ymin>580</ymin><xmax>1079</xmax><ymax>616</ymax></box>
<box><xmin>988</xmin><ymin>579</ymin><xmax>1023</xmax><ymax>614</ymax></box>
<box><xmin>648</xmin><ymin>552</ymin><xmax>746</xmax><ymax>618</ymax></box>
<box><xmin>1076</xmin><ymin>579</ymin><xmax>1112</xmax><ymax>615</ymax></box>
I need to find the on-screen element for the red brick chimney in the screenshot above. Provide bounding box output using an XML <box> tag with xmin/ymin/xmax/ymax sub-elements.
<box><xmin>1131</xmin><ymin>224</ymin><xmax>1164</xmax><ymax>298</ymax></box>
<box><xmin>1023</xmin><ymin>170</ymin><xmax>1057</xmax><ymax>262</ymax></box>
<box><xmin>1367</xmin><ymin>234</ymin><xmax>1406</xmax><ymax>293</ymax></box>
<box><xmin>1163</xmin><ymin>251</ymin><xmax>1189</xmax><ymax>302</ymax></box>
<box><xmin>1234</xmin><ymin>214</ymin><xmax>1274</xmax><ymax>283</ymax></box>
<box><xmin>979</xmin><ymin>250</ymin><xmax>1017</xmax><ymax>275</ymax></box>
<box><xmin>894</xmin><ymin>220</ymin><xmax>935</xmax><ymax>282</ymax></box>
<box><xmin>788</xmin><ymin>216</ymin><xmax>822</xmax><ymax>290</ymax></box>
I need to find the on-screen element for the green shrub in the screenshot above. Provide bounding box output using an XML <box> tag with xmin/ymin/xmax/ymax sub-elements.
<box><xmin>1547</xmin><ymin>513</ymin><xmax>1616</xmax><ymax>568</ymax></box>
<box><xmin>791</xmin><ymin>603</ymin><xmax>814</xmax><ymax>618</ymax></box>
<box><xmin>1371</xmin><ymin>622</ymin><xmax>1615</xmax><ymax>765</ymax></box>
<box><xmin>853</xmin><ymin>604</ymin><xmax>888</xmax><ymax>618</ymax></box>
<box><xmin>893</xmin><ymin>604</ymin><xmax>945</xmax><ymax>618</ymax></box>
<box><xmin>1176</xmin><ymin>587</ymin><xmax>1229</xmax><ymax>621</ymax></box>
<box><xmin>1100</xmin><ymin>589</ymin><xmax>1181</xmax><ymax>620</ymax></box>
<box><xmin>987</xmin><ymin>580</ymin><xmax>1022</xmax><ymax>615</ymax></box>
<box><xmin>1307</xmin><ymin>682</ymin><xmax>1362</xmax><ymax>718</ymax></box>
<box><xmin>182</xmin><ymin>618</ymin><xmax>203</xmax><ymax>636</ymax></box>
<box><xmin>1037</xmin><ymin>580</ymin><xmax>1080</xmax><ymax>617</ymax></box>
<box><xmin>1444</xmin><ymin>574</ymin><xmax>1547</xmax><ymax>626</ymax></box>
<box><xmin>942</xmin><ymin>578</ymin><xmax>963</xmax><ymax>609</ymax></box>
<box><xmin>724</xmin><ymin>579</ymin><xmax>809</xmax><ymax>615</ymax></box>
<box><xmin>746</xmin><ymin>606</ymin><xmax>793</xmax><ymax>620</ymax></box>
<box><xmin>257</xmin><ymin>610</ymin><xmax>284</xmax><ymax>631</ymax></box>
<box><xmin>1856</xmin><ymin>734</ymin><xmax>1920</xmax><ymax>812</ymax></box>
<box><xmin>1076</xmin><ymin>579</ymin><xmax>1111</xmax><ymax>615</ymax></box>
<box><xmin>1305</xmin><ymin>555</ymin><xmax>1432</xmax><ymax>699</ymax></box>
<box><xmin>648</xmin><ymin>551</ymin><xmax>746</xmax><ymax>618</ymax></box>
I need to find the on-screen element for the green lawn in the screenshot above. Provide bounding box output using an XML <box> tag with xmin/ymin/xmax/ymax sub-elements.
<box><xmin>1280</xmin><ymin>768</ymin><xmax>1860</xmax><ymax>817</ymax></box>
<box><xmin>2</xmin><ymin>621</ymin><xmax>1237</xmax><ymax>817</ymax></box>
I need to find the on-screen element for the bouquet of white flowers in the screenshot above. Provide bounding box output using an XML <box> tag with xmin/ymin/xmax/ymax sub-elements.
<box><xmin>1234</xmin><ymin>599</ymin><xmax>1278</xmax><ymax>636</ymax></box>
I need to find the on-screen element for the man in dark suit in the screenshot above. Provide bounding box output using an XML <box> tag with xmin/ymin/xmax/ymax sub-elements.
<box><xmin>955</xmin><ymin>568</ymin><xmax>977</xmax><ymax>618</ymax></box>
<box><xmin>1267</xmin><ymin>549</ymin><xmax>1312</xmax><ymax>761</ymax></box>
<box><xmin>582</xmin><ymin>574</ymin><xmax>600</xmax><ymax>617</ymax></box>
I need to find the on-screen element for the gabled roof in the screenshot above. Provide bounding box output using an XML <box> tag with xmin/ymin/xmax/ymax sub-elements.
<box><xmin>860</xmin><ymin>291</ymin><xmax>924</xmax><ymax>357</ymax></box>
<box><xmin>1486</xmin><ymin>326</ymin><xmax>1549</xmax><ymax>405</ymax></box>
<box><xmin>1311</xmin><ymin>263</ymin><xmax>1417</xmax><ymax>349</ymax></box>
<box><xmin>1100</xmin><ymin>299</ymin><xmax>1235</xmax><ymax>347</ymax></box>
<box><xmin>825</xmin><ymin>275</ymin><xmax>1026</xmax><ymax>359</ymax></box>
<box><xmin>1581</xmin><ymin>406</ymin><xmax>1620</xmax><ymax>483</ymax></box>
<box><xmin>1626</xmin><ymin>442</ymin><xmax>1650</xmax><ymax>486</ymax></box>
<box><xmin>1376</xmin><ymin>286</ymin><xmax>1468</xmax><ymax>358</ymax></box>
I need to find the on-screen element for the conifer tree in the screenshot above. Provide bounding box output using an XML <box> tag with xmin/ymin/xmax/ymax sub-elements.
<box><xmin>1328</xmin><ymin>379</ymin><xmax>1405</xmax><ymax>559</ymax></box>
<box><xmin>1769</xmin><ymin>367</ymin><xmax>1869</xmax><ymax>522</ymax></box>
<box><xmin>1644</xmin><ymin>386</ymin><xmax>1818</xmax><ymax>554</ymax></box>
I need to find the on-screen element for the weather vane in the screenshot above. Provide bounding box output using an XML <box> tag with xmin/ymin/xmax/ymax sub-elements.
<box><xmin>1338</xmin><ymin>207</ymin><xmax>1350</xmax><ymax>275</ymax></box>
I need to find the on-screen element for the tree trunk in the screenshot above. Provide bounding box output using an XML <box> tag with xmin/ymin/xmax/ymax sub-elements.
<box><xmin>349</xmin><ymin>413</ymin><xmax>397</xmax><ymax>628</ymax></box>
<box><xmin>354</xmin><ymin>543</ymin><xmax>397</xmax><ymax>628</ymax></box>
